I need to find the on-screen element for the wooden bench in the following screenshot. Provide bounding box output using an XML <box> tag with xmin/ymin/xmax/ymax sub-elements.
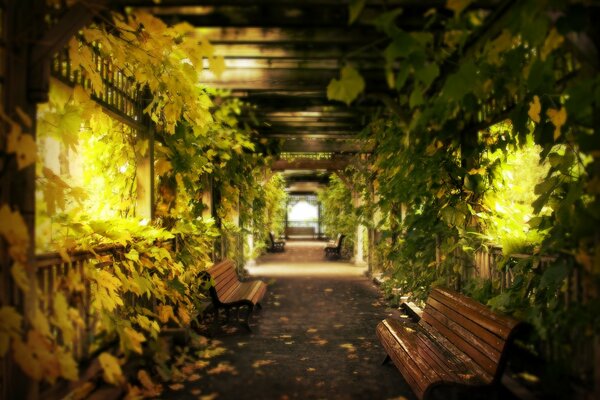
<box><xmin>201</xmin><ymin>259</ymin><xmax>267</xmax><ymax>332</ymax></box>
<box><xmin>324</xmin><ymin>233</ymin><xmax>345</xmax><ymax>259</ymax></box>
<box><xmin>376</xmin><ymin>286</ymin><xmax>521</xmax><ymax>399</ymax></box>
<box><xmin>267</xmin><ymin>231</ymin><xmax>285</xmax><ymax>252</ymax></box>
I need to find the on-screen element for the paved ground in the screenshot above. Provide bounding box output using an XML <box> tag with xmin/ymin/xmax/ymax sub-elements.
<box><xmin>161</xmin><ymin>240</ymin><xmax>415</xmax><ymax>400</ymax></box>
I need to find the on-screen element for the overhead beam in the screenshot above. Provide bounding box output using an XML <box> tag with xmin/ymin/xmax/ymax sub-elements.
<box><xmin>198</xmin><ymin>27</ymin><xmax>381</xmax><ymax>45</ymax></box>
<box><xmin>278</xmin><ymin>139</ymin><xmax>370</xmax><ymax>153</ymax></box>
<box><xmin>272</xmin><ymin>158</ymin><xmax>351</xmax><ymax>171</ymax></box>
<box><xmin>200</xmin><ymin>68</ymin><xmax>387</xmax><ymax>91</ymax></box>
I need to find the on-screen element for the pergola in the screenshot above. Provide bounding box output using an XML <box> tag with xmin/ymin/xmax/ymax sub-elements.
<box><xmin>1</xmin><ymin>1</ymin><xmax>599</xmax><ymax>399</ymax></box>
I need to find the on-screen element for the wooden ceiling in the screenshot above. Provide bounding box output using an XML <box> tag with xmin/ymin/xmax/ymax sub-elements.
<box><xmin>125</xmin><ymin>0</ymin><xmax>502</xmax><ymax>178</ymax></box>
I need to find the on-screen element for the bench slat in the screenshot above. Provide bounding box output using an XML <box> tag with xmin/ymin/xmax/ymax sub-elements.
<box><xmin>430</xmin><ymin>288</ymin><xmax>518</xmax><ymax>338</ymax></box>
<box><xmin>426</xmin><ymin>296</ymin><xmax>504</xmax><ymax>352</ymax></box>
<box><xmin>377</xmin><ymin>286</ymin><xmax>521</xmax><ymax>399</ymax></box>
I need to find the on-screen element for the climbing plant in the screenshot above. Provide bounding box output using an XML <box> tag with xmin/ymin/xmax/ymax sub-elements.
<box><xmin>318</xmin><ymin>174</ymin><xmax>358</xmax><ymax>255</ymax></box>
<box><xmin>325</xmin><ymin>0</ymin><xmax>600</xmax><ymax>386</ymax></box>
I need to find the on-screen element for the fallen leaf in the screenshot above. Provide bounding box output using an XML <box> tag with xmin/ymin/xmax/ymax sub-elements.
<box><xmin>207</xmin><ymin>362</ymin><xmax>237</xmax><ymax>375</ymax></box>
<box><xmin>306</xmin><ymin>328</ymin><xmax>318</xmax><ymax>334</ymax></box>
<box><xmin>187</xmin><ymin>373</ymin><xmax>201</xmax><ymax>381</ymax></box>
<box><xmin>169</xmin><ymin>383</ymin><xmax>185</xmax><ymax>391</ymax></box>
<box><xmin>252</xmin><ymin>359</ymin><xmax>276</xmax><ymax>368</ymax></box>
<box><xmin>306</xmin><ymin>367</ymin><xmax>316</xmax><ymax>372</ymax></box>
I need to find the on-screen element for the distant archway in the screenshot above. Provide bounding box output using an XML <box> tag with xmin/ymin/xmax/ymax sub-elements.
<box><xmin>286</xmin><ymin>194</ymin><xmax>321</xmax><ymax>239</ymax></box>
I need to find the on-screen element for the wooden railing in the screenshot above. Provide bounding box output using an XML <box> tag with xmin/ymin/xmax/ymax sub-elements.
<box><xmin>34</xmin><ymin>243</ymin><xmax>127</xmax><ymax>361</ymax></box>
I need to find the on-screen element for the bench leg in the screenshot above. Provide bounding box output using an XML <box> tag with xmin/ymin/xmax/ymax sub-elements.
<box><xmin>381</xmin><ymin>354</ymin><xmax>391</xmax><ymax>365</ymax></box>
<box><xmin>241</xmin><ymin>304</ymin><xmax>254</xmax><ymax>332</ymax></box>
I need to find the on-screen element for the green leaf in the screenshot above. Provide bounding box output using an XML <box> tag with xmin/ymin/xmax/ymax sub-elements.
<box><xmin>414</xmin><ymin>63</ymin><xmax>439</xmax><ymax>89</ymax></box>
<box><xmin>539</xmin><ymin>263</ymin><xmax>568</xmax><ymax>290</ymax></box>
<box><xmin>348</xmin><ymin>0</ymin><xmax>366</xmax><ymax>25</ymax></box>
<box><xmin>409</xmin><ymin>85</ymin><xmax>424</xmax><ymax>109</ymax></box>
<box><xmin>395</xmin><ymin>67</ymin><xmax>411</xmax><ymax>91</ymax></box>
<box><xmin>371</xmin><ymin>8</ymin><xmax>404</xmax><ymax>36</ymax></box>
<box><xmin>441</xmin><ymin>61</ymin><xmax>477</xmax><ymax>100</ymax></box>
<box><xmin>384</xmin><ymin>31</ymin><xmax>419</xmax><ymax>62</ymax></box>
<box><xmin>327</xmin><ymin>66</ymin><xmax>365</xmax><ymax>106</ymax></box>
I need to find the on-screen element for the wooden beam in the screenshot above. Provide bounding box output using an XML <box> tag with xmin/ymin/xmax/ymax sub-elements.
<box><xmin>199</xmin><ymin>68</ymin><xmax>387</xmax><ymax>91</ymax></box>
<box><xmin>198</xmin><ymin>27</ymin><xmax>381</xmax><ymax>44</ymax></box>
<box><xmin>31</xmin><ymin>1</ymin><xmax>108</xmax><ymax>64</ymax></box>
<box><xmin>211</xmin><ymin>43</ymin><xmax>381</xmax><ymax>60</ymax></box>
<box><xmin>272</xmin><ymin>158</ymin><xmax>350</xmax><ymax>171</ymax></box>
<box><xmin>279</xmin><ymin>139</ymin><xmax>369</xmax><ymax>153</ymax></box>
<box><xmin>261</xmin><ymin>132</ymin><xmax>358</xmax><ymax>139</ymax></box>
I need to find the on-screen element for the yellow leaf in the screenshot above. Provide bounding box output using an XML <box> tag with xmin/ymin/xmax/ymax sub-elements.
<box><xmin>53</xmin><ymin>292</ymin><xmax>76</xmax><ymax>345</ymax></box>
<box><xmin>252</xmin><ymin>359</ymin><xmax>275</xmax><ymax>368</ymax></box>
<box><xmin>0</xmin><ymin>306</ymin><xmax>22</xmax><ymax>357</ymax></box>
<box><xmin>178</xmin><ymin>306</ymin><xmax>191</xmax><ymax>325</ymax></box>
<box><xmin>123</xmin><ymin>326</ymin><xmax>146</xmax><ymax>354</ymax></box>
<box><xmin>0</xmin><ymin>205</ymin><xmax>30</xmax><ymax>262</ymax></box>
<box><xmin>99</xmin><ymin>352</ymin><xmax>124</xmax><ymax>385</ymax></box>
<box><xmin>13</xmin><ymin>337</ymin><xmax>43</xmax><ymax>380</ymax></box>
<box><xmin>157</xmin><ymin>304</ymin><xmax>176</xmax><ymax>324</ymax></box>
<box><xmin>547</xmin><ymin>107</ymin><xmax>567</xmax><ymax>141</ymax></box>
<box><xmin>57</xmin><ymin>347</ymin><xmax>79</xmax><ymax>381</ymax></box>
<box><xmin>11</xmin><ymin>263</ymin><xmax>30</xmax><ymax>293</ymax></box>
<box><xmin>138</xmin><ymin>369</ymin><xmax>162</xmax><ymax>397</ymax></box>
<box><xmin>446</xmin><ymin>0</ymin><xmax>473</xmax><ymax>16</ymax></box>
<box><xmin>209</xmin><ymin>55</ymin><xmax>226</xmax><ymax>78</ymax></box>
<box><xmin>31</xmin><ymin>308</ymin><xmax>52</xmax><ymax>337</ymax></box>
<box><xmin>541</xmin><ymin>28</ymin><xmax>564</xmax><ymax>61</ymax></box>
<box><xmin>154</xmin><ymin>158</ymin><xmax>172</xmax><ymax>176</ymax></box>
<box><xmin>27</xmin><ymin>330</ymin><xmax>61</xmax><ymax>382</ymax></box>
<box><xmin>528</xmin><ymin>95</ymin><xmax>541</xmax><ymax>123</ymax></box>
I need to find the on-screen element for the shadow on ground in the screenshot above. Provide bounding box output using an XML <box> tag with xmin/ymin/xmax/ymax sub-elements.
<box><xmin>161</xmin><ymin>241</ymin><xmax>415</xmax><ymax>400</ymax></box>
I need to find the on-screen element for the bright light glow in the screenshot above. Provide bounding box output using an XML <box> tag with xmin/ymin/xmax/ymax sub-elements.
<box><xmin>288</xmin><ymin>201</ymin><xmax>318</xmax><ymax>221</ymax></box>
<box><xmin>119</xmin><ymin>164</ymin><xmax>128</xmax><ymax>173</ymax></box>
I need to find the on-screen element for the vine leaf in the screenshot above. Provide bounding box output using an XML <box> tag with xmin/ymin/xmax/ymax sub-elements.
<box><xmin>414</xmin><ymin>63</ymin><xmax>440</xmax><ymax>89</ymax></box>
<box><xmin>99</xmin><ymin>352</ymin><xmax>124</xmax><ymax>385</ymax></box>
<box><xmin>528</xmin><ymin>95</ymin><xmax>541</xmax><ymax>123</ymax></box>
<box><xmin>327</xmin><ymin>66</ymin><xmax>365</xmax><ymax>106</ymax></box>
<box><xmin>209</xmin><ymin>56</ymin><xmax>226</xmax><ymax>78</ymax></box>
<box><xmin>546</xmin><ymin>107</ymin><xmax>567</xmax><ymax>140</ymax></box>
<box><xmin>541</xmin><ymin>28</ymin><xmax>564</xmax><ymax>61</ymax></box>
<box><xmin>0</xmin><ymin>205</ymin><xmax>30</xmax><ymax>264</ymax></box>
<box><xmin>348</xmin><ymin>0</ymin><xmax>366</xmax><ymax>25</ymax></box>
<box><xmin>0</xmin><ymin>307</ymin><xmax>22</xmax><ymax>357</ymax></box>
<box><xmin>446</xmin><ymin>0</ymin><xmax>473</xmax><ymax>16</ymax></box>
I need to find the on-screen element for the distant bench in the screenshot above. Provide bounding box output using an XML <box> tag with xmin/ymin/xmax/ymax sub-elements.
<box><xmin>201</xmin><ymin>259</ymin><xmax>267</xmax><ymax>332</ymax></box>
<box><xmin>376</xmin><ymin>286</ymin><xmax>521</xmax><ymax>399</ymax></box>
<box><xmin>285</xmin><ymin>226</ymin><xmax>315</xmax><ymax>237</ymax></box>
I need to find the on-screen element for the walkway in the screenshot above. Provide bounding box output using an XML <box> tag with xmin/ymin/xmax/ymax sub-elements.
<box><xmin>162</xmin><ymin>240</ymin><xmax>415</xmax><ymax>400</ymax></box>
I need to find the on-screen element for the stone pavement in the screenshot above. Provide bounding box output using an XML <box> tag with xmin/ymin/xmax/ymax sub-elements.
<box><xmin>161</xmin><ymin>241</ymin><xmax>415</xmax><ymax>400</ymax></box>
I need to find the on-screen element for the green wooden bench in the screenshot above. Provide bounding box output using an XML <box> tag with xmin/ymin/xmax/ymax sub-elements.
<box><xmin>376</xmin><ymin>286</ymin><xmax>521</xmax><ymax>399</ymax></box>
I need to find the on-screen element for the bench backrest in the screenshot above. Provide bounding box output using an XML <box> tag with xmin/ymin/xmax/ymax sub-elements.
<box><xmin>206</xmin><ymin>259</ymin><xmax>240</xmax><ymax>303</ymax></box>
<box><xmin>268</xmin><ymin>231</ymin><xmax>276</xmax><ymax>246</ymax></box>
<box><xmin>421</xmin><ymin>287</ymin><xmax>520</xmax><ymax>382</ymax></box>
<box><xmin>333</xmin><ymin>233</ymin><xmax>345</xmax><ymax>248</ymax></box>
